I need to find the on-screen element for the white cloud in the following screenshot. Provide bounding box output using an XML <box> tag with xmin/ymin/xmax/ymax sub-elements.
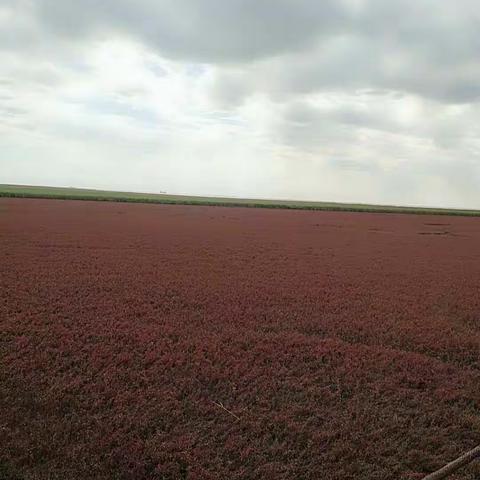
<box><xmin>1</xmin><ymin>0</ymin><xmax>480</xmax><ymax>208</ymax></box>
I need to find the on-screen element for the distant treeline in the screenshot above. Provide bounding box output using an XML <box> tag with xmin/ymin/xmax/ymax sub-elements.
<box><xmin>2</xmin><ymin>189</ymin><xmax>480</xmax><ymax>217</ymax></box>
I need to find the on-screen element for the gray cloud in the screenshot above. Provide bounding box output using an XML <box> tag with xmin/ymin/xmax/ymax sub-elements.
<box><xmin>35</xmin><ymin>0</ymin><xmax>346</xmax><ymax>62</ymax></box>
<box><xmin>8</xmin><ymin>0</ymin><xmax>480</xmax><ymax>103</ymax></box>
<box><xmin>1</xmin><ymin>0</ymin><xmax>480</xmax><ymax>208</ymax></box>
<box><xmin>211</xmin><ymin>29</ymin><xmax>480</xmax><ymax>106</ymax></box>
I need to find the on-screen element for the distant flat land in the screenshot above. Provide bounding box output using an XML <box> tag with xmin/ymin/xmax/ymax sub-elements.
<box><xmin>1</xmin><ymin>184</ymin><xmax>479</xmax><ymax>216</ymax></box>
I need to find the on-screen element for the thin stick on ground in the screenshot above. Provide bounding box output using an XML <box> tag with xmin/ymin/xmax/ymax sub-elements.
<box><xmin>422</xmin><ymin>445</ymin><xmax>480</xmax><ymax>480</ymax></box>
<box><xmin>212</xmin><ymin>401</ymin><xmax>240</xmax><ymax>421</ymax></box>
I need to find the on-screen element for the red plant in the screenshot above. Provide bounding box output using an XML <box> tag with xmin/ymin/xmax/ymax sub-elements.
<box><xmin>1</xmin><ymin>198</ymin><xmax>480</xmax><ymax>479</ymax></box>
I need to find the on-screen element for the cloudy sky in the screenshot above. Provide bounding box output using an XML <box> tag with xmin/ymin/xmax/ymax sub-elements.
<box><xmin>1</xmin><ymin>0</ymin><xmax>480</xmax><ymax>208</ymax></box>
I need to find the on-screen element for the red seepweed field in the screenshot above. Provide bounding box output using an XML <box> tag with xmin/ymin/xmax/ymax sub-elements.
<box><xmin>1</xmin><ymin>198</ymin><xmax>480</xmax><ymax>480</ymax></box>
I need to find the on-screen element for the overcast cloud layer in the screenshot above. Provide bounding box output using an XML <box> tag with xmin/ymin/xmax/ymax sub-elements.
<box><xmin>1</xmin><ymin>0</ymin><xmax>480</xmax><ymax>207</ymax></box>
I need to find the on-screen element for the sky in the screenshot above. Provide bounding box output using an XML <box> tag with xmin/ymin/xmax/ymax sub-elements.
<box><xmin>1</xmin><ymin>0</ymin><xmax>480</xmax><ymax>208</ymax></box>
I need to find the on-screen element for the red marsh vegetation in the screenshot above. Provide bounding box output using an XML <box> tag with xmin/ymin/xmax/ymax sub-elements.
<box><xmin>1</xmin><ymin>198</ymin><xmax>480</xmax><ymax>479</ymax></box>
